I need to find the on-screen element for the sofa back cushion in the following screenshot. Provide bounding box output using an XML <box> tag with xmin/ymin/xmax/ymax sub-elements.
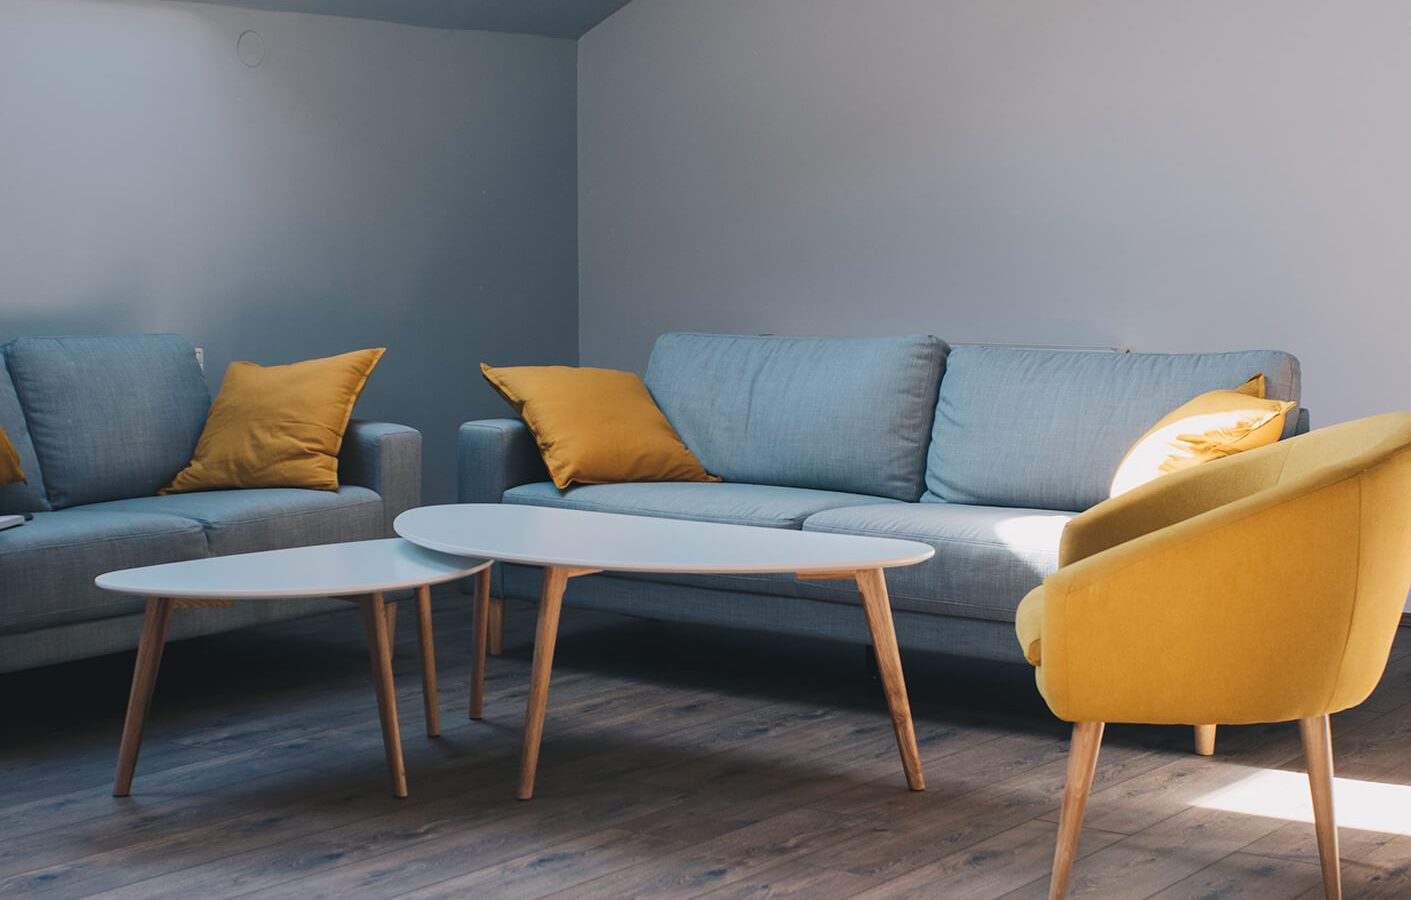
<box><xmin>644</xmin><ymin>332</ymin><xmax>948</xmax><ymax>501</ymax></box>
<box><xmin>925</xmin><ymin>346</ymin><xmax>1301</xmax><ymax>512</ymax></box>
<box><xmin>0</xmin><ymin>354</ymin><xmax>50</xmax><ymax>513</ymax></box>
<box><xmin>5</xmin><ymin>335</ymin><xmax>211</xmax><ymax>508</ymax></box>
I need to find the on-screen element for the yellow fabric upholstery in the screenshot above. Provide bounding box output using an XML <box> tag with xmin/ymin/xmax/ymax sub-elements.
<box><xmin>1015</xmin><ymin>586</ymin><xmax>1044</xmax><ymax>665</ymax></box>
<box><xmin>164</xmin><ymin>348</ymin><xmax>383</xmax><ymax>494</ymax></box>
<box><xmin>1108</xmin><ymin>374</ymin><xmax>1294</xmax><ymax>498</ymax></box>
<box><xmin>0</xmin><ymin>426</ymin><xmax>24</xmax><ymax>487</ymax></box>
<box><xmin>1019</xmin><ymin>413</ymin><xmax>1411</xmax><ymax>726</ymax></box>
<box><xmin>481</xmin><ymin>363</ymin><xmax>717</xmax><ymax>491</ymax></box>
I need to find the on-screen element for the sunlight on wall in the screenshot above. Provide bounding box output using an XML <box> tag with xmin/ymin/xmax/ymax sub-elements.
<box><xmin>1194</xmin><ymin>767</ymin><xmax>1411</xmax><ymax>836</ymax></box>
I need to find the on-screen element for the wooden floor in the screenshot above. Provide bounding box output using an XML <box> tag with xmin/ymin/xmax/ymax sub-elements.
<box><xmin>2</xmin><ymin>588</ymin><xmax>1409</xmax><ymax>899</ymax></box>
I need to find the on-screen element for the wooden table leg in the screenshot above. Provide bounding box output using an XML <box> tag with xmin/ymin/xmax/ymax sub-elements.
<box><xmin>488</xmin><ymin>596</ymin><xmax>505</xmax><ymax>657</ymax></box>
<box><xmin>414</xmin><ymin>584</ymin><xmax>440</xmax><ymax>737</ymax></box>
<box><xmin>384</xmin><ymin>601</ymin><xmax>398</xmax><ymax>660</ymax></box>
<box><xmin>518</xmin><ymin>566</ymin><xmax>570</xmax><ymax>800</ymax></box>
<box><xmin>854</xmin><ymin>568</ymin><xmax>925</xmax><ymax>791</ymax></box>
<box><xmin>113</xmin><ymin>597</ymin><xmax>174</xmax><ymax>797</ymax></box>
<box><xmin>470</xmin><ymin>566</ymin><xmax>491</xmax><ymax>720</ymax></box>
<box><xmin>360</xmin><ymin>592</ymin><xmax>408</xmax><ymax>798</ymax></box>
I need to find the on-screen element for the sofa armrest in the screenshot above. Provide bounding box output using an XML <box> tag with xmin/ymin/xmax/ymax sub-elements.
<box><xmin>339</xmin><ymin>420</ymin><xmax>422</xmax><ymax>535</ymax></box>
<box><xmin>458</xmin><ymin>418</ymin><xmax>548</xmax><ymax>503</ymax></box>
<box><xmin>1294</xmin><ymin>407</ymin><xmax>1311</xmax><ymax>435</ymax></box>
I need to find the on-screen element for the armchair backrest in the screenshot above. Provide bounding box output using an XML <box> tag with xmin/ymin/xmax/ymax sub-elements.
<box><xmin>1050</xmin><ymin>412</ymin><xmax>1411</xmax><ymax>721</ymax></box>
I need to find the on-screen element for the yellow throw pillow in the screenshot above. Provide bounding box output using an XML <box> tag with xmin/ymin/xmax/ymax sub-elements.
<box><xmin>482</xmin><ymin>363</ymin><xmax>718</xmax><ymax>490</ymax></box>
<box><xmin>163</xmin><ymin>348</ymin><xmax>384</xmax><ymax>494</ymax></box>
<box><xmin>1109</xmin><ymin>373</ymin><xmax>1295</xmax><ymax>498</ymax></box>
<box><xmin>0</xmin><ymin>426</ymin><xmax>24</xmax><ymax>487</ymax></box>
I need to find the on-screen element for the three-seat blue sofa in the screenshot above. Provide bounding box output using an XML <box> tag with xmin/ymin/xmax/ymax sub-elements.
<box><xmin>460</xmin><ymin>332</ymin><xmax>1306</xmax><ymax>664</ymax></box>
<box><xmin>0</xmin><ymin>334</ymin><xmax>420</xmax><ymax>673</ymax></box>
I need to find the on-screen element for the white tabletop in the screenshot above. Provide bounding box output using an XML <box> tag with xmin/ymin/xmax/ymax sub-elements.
<box><xmin>95</xmin><ymin>538</ymin><xmax>491</xmax><ymax>600</ymax></box>
<box><xmin>394</xmin><ymin>504</ymin><xmax>935</xmax><ymax>574</ymax></box>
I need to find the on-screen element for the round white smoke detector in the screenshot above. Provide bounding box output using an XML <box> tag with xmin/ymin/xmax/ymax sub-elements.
<box><xmin>237</xmin><ymin>30</ymin><xmax>266</xmax><ymax>68</ymax></box>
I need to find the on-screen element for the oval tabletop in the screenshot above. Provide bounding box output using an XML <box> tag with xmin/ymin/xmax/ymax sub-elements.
<box><xmin>95</xmin><ymin>538</ymin><xmax>490</xmax><ymax>600</ymax></box>
<box><xmin>394</xmin><ymin>504</ymin><xmax>935</xmax><ymax>574</ymax></box>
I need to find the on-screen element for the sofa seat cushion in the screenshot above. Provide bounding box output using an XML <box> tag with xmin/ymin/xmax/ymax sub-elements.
<box><xmin>503</xmin><ymin>481</ymin><xmax>900</xmax><ymax>597</ymax></box>
<box><xmin>926</xmin><ymin>346</ymin><xmax>1302</xmax><ymax>512</ymax></box>
<box><xmin>82</xmin><ymin>487</ymin><xmax>383</xmax><ymax>556</ymax></box>
<box><xmin>644</xmin><ymin>332</ymin><xmax>947</xmax><ymax>501</ymax></box>
<box><xmin>800</xmin><ymin>502</ymin><xmax>1074</xmax><ymax>623</ymax></box>
<box><xmin>4</xmin><ymin>335</ymin><xmax>211</xmax><ymax>508</ymax></box>
<box><xmin>0</xmin><ymin>509</ymin><xmax>209</xmax><ymax>634</ymax></box>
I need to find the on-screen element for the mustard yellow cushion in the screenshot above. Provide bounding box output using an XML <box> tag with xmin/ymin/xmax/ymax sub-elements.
<box><xmin>163</xmin><ymin>348</ymin><xmax>384</xmax><ymax>494</ymax></box>
<box><xmin>0</xmin><ymin>426</ymin><xmax>24</xmax><ymax>487</ymax></box>
<box><xmin>1109</xmin><ymin>374</ymin><xmax>1295</xmax><ymax>498</ymax></box>
<box><xmin>482</xmin><ymin>363</ymin><xmax>717</xmax><ymax>491</ymax></box>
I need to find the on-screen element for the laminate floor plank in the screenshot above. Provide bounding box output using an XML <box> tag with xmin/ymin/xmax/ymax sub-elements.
<box><xmin>1</xmin><ymin>590</ymin><xmax>1406</xmax><ymax>900</ymax></box>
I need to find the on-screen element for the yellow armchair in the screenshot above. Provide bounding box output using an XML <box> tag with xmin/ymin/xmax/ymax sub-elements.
<box><xmin>1017</xmin><ymin>412</ymin><xmax>1411</xmax><ymax>900</ymax></box>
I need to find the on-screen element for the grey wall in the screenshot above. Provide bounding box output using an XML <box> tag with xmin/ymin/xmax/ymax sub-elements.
<box><xmin>579</xmin><ymin>0</ymin><xmax>1411</xmax><ymax>437</ymax></box>
<box><xmin>0</xmin><ymin>0</ymin><xmax>578</xmax><ymax>503</ymax></box>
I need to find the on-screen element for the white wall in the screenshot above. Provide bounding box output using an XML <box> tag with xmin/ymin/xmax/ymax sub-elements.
<box><xmin>0</xmin><ymin>0</ymin><xmax>579</xmax><ymax>502</ymax></box>
<box><xmin>579</xmin><ymin>0</ymin><xmax>1411</xmax><ymax>442</ymax></box>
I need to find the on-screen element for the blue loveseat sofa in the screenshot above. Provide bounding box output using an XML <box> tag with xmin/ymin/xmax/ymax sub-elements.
<box><xmin>0</xmin><ymin>334</ymin><xmax>421</xmax><ymax>673</ymax></box>
<box><xmin>459</xmin><ymin>332</ymin><xmax>1306</xmax><ymax>664</ymax></box>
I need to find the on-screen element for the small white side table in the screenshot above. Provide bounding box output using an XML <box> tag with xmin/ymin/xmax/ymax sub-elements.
<box><xmin>95</xmin><ymin>538</ymin><xmax>490</xmax><ymax>798</ymax></box>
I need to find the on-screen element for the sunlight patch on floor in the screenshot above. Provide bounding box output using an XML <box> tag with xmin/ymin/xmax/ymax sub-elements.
<box><xmin>1194</xmin><ymin>767</ymin><xmax>1411</xmax><ymax>835</ymax></box>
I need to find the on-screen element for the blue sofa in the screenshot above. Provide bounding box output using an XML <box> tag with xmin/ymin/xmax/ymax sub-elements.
<box><xmin>459</xmin><ymin>332</ymin><xmax>1306</xmax><ymax>664</ymax></box>
<box><xmin>0</xmin><ymin>334</ymin><xmax>421</xmax><ymax>673</ymax></box>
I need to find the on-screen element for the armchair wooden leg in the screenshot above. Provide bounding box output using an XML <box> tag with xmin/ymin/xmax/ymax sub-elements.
<box><xmin>487</xmin><ymin>596</ymin><xmax>505</xmax><ymax>657</ymax></box>
<box><xmin>1300</xmin><ymin>714</ymin><xmax>1342</xmax><ymax>900</ymax></box>
<box><xmin>1194</xmin><ymin>724</ymin><xmax>1217</xmax><ymax>756</ymax></box>
<box><xmin>1050</xmin><ymin>722</ymin><xmax>1104</xmax><ymax>900</ymax></box>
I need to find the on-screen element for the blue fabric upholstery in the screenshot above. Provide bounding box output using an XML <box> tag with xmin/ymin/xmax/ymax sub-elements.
<box><xmin>498</xmin><ymin>567</ymin><xmax>1026</xmax><ymax>663</ymax></box>
<box><xmin>502</xmin><ymin>480</ymin><xmax>898</xmax><ymax>598</ymax></box>
<box><xmin>4</xmin><ymin>335</ymin><xmax>211</xmax><ymax>508</ymax></box>
<box><xmin>0</xmin><ymin>354</ymin><xmax>49</xmax><ymax>513</ymax></box>
<box><xmin>0</xmin><ymin>509</ymin><xmax>208</xmax><ymax>634</ymax></box>
<box><xmin>504</xmin><ymin>480</ymin><xmax>895</xmax><ymax>528</ymax></box>
<box><xmin>0</xmin><ymin>595</ymin><xmax>349</xmax><ymax>674</ymax></box>
<box><xmin>339</xmin><ymin>420</ymin><xmax>422</xmax><ymax>535</ymax></box>
<box><xmin>644</xmin><ymin>332</ymin><xmax>948</xmax><ymax>501</ymax></box>
<box><xmin>800</xmin><ymin>502</ymin><xmax>1072</xmax><ymax>622</ymax></box>
<box><xmin>458</xmin><ymin>418</ymin><xmax>548</xmax><ymax>504</ymax></box>
<box><xmin>925</xmin><ymin>346</ymin><xmax>1302</xmax><ymax>512</ymax></box>
<box><xmin>82</xmin><ymin>487</ymin><xmax>383</xmax><ymax>556</ymax></box>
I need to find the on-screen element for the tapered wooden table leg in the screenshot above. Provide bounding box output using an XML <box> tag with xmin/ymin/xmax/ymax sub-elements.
<box><xmin>517</xmin><ymin>566</ymin><xmax>570</xmax><ymax>800</ymax></box>
<box><xmin>1300</xmin><ymin>714</ymin><xmax>1342</xmax><ymax>900</ymax></box>
<box><xmin>414</xmin><ymin>584</ymin><xmax>440</xmax><ymax>737</ymax></box>
<box><xmin>360</xmin><ymin>592</ymin><xmax>407</xmax><ymax>798</ymax></box>
<box><xmin>854</xmin><ymin>567</ymin><xmax>925</xmax><ymax>791</ymax></box>
<box><xmin>470</xmin><ymin>567</ymin><xmax>491</xmax><ymax>720</ymax></box>
<box><xmin>1051</xmin><ymin>721</ymin><xmax>1104</xmax><ymax>900</ymax></box>
<box><xmin>113</xmin><ymin>597</ymin><xmax>174</xmax><ymax>797</ymax></box>
<box><xmin>487</xmin><ymin>596</ymin><xmax>505</xmax><ymax>656</ymax></box>
<box><xmin>384</xmin><ymin>601</ymin><xmax>398</xmax><ymax>659</ymax></box>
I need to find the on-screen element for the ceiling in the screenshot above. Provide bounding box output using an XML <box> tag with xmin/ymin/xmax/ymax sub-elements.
<box><xmin>174</xmin><ymin>0</ymin><xmax>635</xmax><ymax>38</ymax></box>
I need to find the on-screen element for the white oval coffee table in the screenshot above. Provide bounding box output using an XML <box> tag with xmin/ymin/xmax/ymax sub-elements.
<box><xmin>395</xmin><ymin>503</ymin><xmax>936</xmax><ymax>800</ymax></box>
<box><xmin>96</xmin><ymin>538</ymin><xmax>490</xmax><ymax>798</ymax></box>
